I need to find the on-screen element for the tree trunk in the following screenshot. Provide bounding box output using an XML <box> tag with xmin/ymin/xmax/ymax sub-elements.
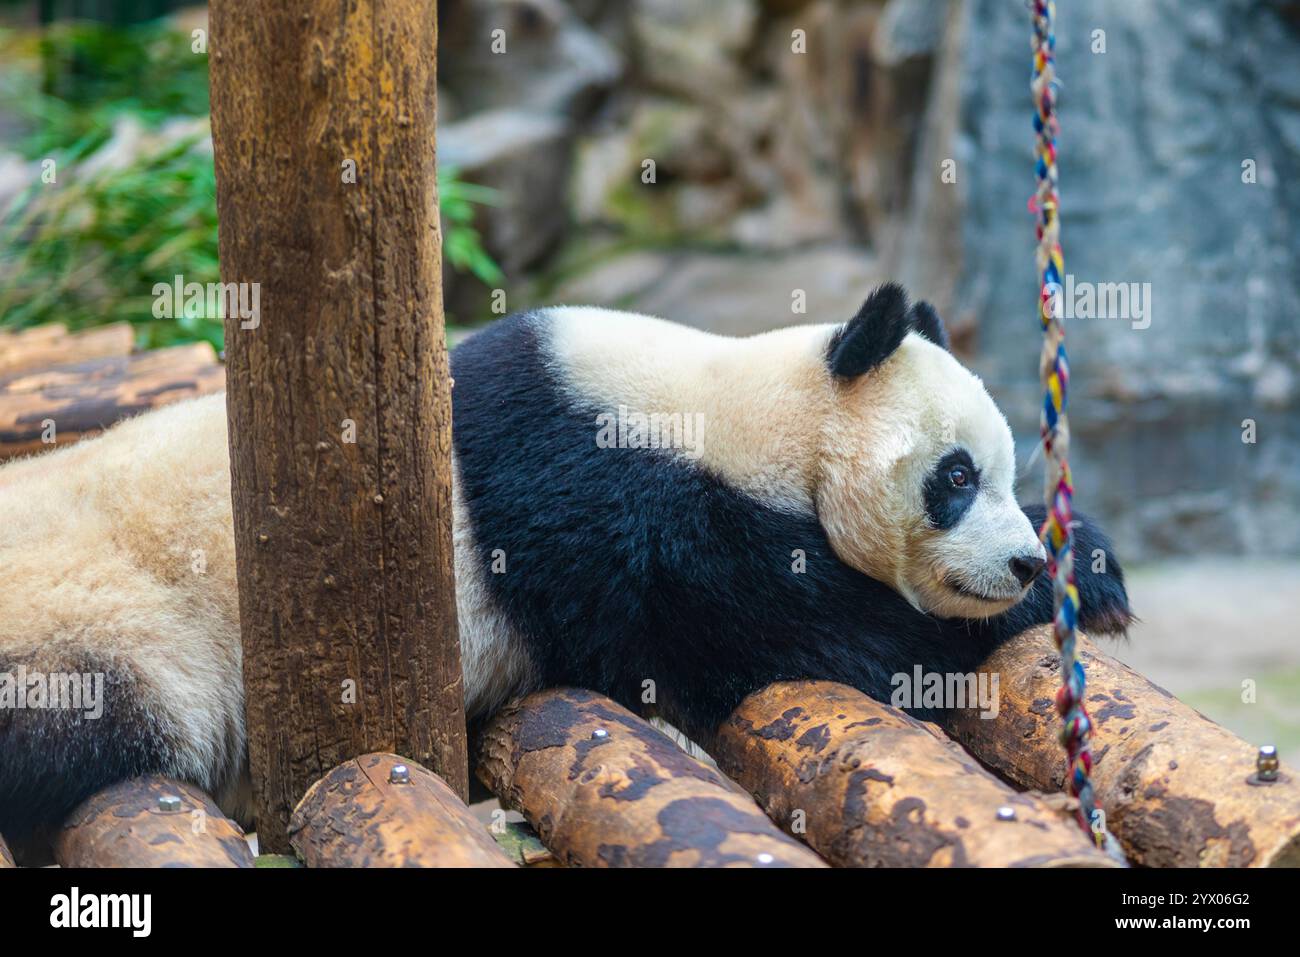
<box><xmin>209</xmin><ymin>0</ymin><xmax>463</xmax><ymax>853</ymax></box>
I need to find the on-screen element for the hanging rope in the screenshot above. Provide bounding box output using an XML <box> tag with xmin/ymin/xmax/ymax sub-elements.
<box><xmin>1029</xmin><ymin>0</ymin><xmax>1102</xmax><ymax>845</ymax></box>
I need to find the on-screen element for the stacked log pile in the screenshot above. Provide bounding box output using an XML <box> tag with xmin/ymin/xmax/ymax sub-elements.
<box><xmin>5</xmin><ymin>629</ymin><xmax>1297</xmax><ymax>867</ymax></box>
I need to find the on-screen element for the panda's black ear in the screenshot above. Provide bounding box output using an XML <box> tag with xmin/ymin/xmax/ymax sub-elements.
<box><xmin>827</xmin><ymin>283</ymin><xmax>912</xmax><ymax>379</ymax></box>
<box><xmin>910</xmin><ymin>300</ymin><xmax>950</xmax><ymax>351</ymax></box>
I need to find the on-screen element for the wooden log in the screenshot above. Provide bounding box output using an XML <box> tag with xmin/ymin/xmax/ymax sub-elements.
<box><xmin>210</xmin><ymin>0</ymin><xmax>464</xmax><ymax>852</ymax></box>
<box><xmin>0</xmin><ymin>323</ymin><xmax>67</xmax><ymax>346</ymax></box>
<box><xmin>478</xmin><ymin>688</ymin><xmax>827</xmax><ymax>868</ymax></box>
<box><xmin>0</xmin><ymin>344</ymin><xmax>225</xmax><ymax>461</ymax></box>
<box><xmin>0</xmin><ymin>831</ymin><xmax>14</xmax><ymax>868</ymax></box>
<box><xmin>52</xmin><ymin>776</ymin><xmax>254</xmax><ymax>868</ymax></box>
<box><xmin>0</xmin><ymin>322</ymin><xmax>133</xmax><ymax>377</ymax></box>
<box><xmin>712</xmin><ymin>680</ymin><xmax>1116</xmax><ymax>867</ymax></box>
<box><xmin>289</xmin><ymin>753</ymin><xmax>514</xmax><ymax>868</ymax></box>
<box><xmin>941</xmin><ymin>626</ymin><xmax>1300</xmax><ymax>867</ymax></box>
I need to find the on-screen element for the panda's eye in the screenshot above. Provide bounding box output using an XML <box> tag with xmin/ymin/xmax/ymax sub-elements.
<box><xmin>948</xmin><ymin>466</ymin><xmax>970</xmax><ymax>488</ymax></box>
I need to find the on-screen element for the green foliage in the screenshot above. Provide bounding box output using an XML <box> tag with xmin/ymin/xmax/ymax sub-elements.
<box><xmin>0</xmin><ymin>21</ymin><xmax>503</xmax><ymax>350</ymax></box>
<box><xmin>1</xmin><ymin>21</ymin><xmax>211</xmax><ymax>162</ymax></box>
<box><xmin>441</xmin><ymin>167</ymin><xmax>504</xmax><ymax>288</ymax></box>
<box><xmin>0</xmin><ymin>129</ymin><xmax>223</xmax><ymax>349</ymax></box>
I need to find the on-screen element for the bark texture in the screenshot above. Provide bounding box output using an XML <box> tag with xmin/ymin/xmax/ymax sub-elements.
<box><xmin>713</xmin><ymin>681</ymin><xmax>1115</xmax><ymax>867</ymax></box>
<box><xmin>209</xmin><ymin>0</ymin><xmax>463</xmax><ymax>852</ymax></box>
<box><xmin>942</xmin><ymin>626</ymin><xmax>1300</xmax><ymax>867</ymax></box>
<box><xmin>289</xmin><ymin>752</ymin><xmax>514</xmax><ymax>867</ymax></box>
<box><xmin>478</xmin><ymin>688</ymin><xmax>827</xmax><ymax>868</ymax></box>
<box><xmin>52</xmin><ymin>776</ymin><xmax>254</xmax><ymax>868</ymax></box>
<box><xmin>0</xmin><ymin>343</ymin><xmax>225</xmax><ymax>461</ymax></box>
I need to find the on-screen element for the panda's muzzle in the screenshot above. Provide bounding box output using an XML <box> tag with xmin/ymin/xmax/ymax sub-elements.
<box><xmin>942</xmin><ymin>574</ymin><xmax>1021</xmax><ymax>604</ymax></box>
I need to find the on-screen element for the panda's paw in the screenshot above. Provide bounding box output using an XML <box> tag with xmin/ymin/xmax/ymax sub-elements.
<box><xmin>1021</xmin><ymin>504</ymin><xmax>1135</xmax><ymax>637</ymax></box>
<box><xmin>1076</xmin><ymin>568</ymin><xmax>1135</xmax><ymax>637</ymax></box>
<box><xmin>1070</xmin><ymin>510</ymin><xmax>1136</xmax><ymax>637</ymax></box>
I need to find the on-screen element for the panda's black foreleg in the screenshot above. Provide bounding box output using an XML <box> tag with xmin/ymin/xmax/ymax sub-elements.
<box><xmin>997</xmin><ymin>504</ymin><xmax>1135</xmax><ymax>639</ymax></box>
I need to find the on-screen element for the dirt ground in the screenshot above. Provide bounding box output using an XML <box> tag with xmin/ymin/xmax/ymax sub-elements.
<box><xmin>1107</xmin><ymin>559</ymin><xmax>1300</xmax><ymax>754</ymax></box>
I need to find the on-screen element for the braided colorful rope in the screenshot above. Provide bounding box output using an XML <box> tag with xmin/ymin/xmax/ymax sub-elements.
<box><xmin>1030</xmin><ymin>0</ymin><xmax>1099</xmax><ymax>842</ymax></box>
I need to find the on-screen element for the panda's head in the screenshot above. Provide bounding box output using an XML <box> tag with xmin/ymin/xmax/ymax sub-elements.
<box><xmin>816</xmin><ymin>284</ymin><xmax>1046</xmax><ymax>619</ymax></box>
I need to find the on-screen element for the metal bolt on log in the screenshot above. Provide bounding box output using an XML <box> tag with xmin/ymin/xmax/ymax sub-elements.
<box><xmin>1257</xmin><ymin>746</ymin><xmax>1279</xmax><ymax>783</ymax></box>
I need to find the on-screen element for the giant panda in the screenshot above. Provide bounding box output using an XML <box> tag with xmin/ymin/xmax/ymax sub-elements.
<box><xmin>0</xmin><ymin>284</ymin><xmax>1132</xmax><ymax>861</ymax></box>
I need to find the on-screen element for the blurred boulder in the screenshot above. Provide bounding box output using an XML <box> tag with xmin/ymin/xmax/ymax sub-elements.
<box><xmin>439</xmin><ymin>0</ymin><xmax>622</xmax><ymax>118</ymax></box>
<box><xmin>871</xmin><ymin>0</ymin><xmax>946</xmax><ymax>66</ymax></box>
<box><xmin>436</xmin><ymin>0</ymin><xmax>623</xmax><ymax>312</ymax></box>
<box><xmin>570</xmin><ymin>97</ymin><xmax>752</xmax><ymax>237</ymax></box>
<box><xmin>629</xmin><ymin>0</ymin><xmax>758</xmax><ymax>101</ymax></box>
<box><xmin>553</xmin><ymin>244</ymin><xmax>880</xmax><ymax>337</ymax></box>
<box><xmin>440</xmin><ymin>109</ymin><xmax>571</xmax><ymax>278</ymax></box>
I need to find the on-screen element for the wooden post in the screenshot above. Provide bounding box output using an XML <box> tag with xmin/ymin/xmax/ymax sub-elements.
<box><xmin>289</xmin><ymin>753</ymin><xmax>514</xmax><ymax>867</ymax></box>
<box><xmin>53</xmin><ymin>777</ymin><xmax>254</xmax><ymax>868</ymax></box>
<box><xmin>942</xmin><ymin>626</ymin><xmax>1300</xmax><ymax>867</ymax></box>
<box><xmin>478</xmin><ymin>688</ymin><xmax>827</xmax><ymax>868</ymax></box>
<box><xmin>712</xmin><ymin>681</ymin><xmax>1115</xmax><ymax>867</ymax></box>
<box><xmin>209</xmin><ymin>0</ymin><xmax>464</xmax><ymax>853</ymax></box>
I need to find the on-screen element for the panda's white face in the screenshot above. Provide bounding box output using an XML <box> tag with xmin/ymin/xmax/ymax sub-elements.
<box><xmin>817</xmin><ymin>333</ymin><xmax>1047</xmax><ymax>619</ymax></box>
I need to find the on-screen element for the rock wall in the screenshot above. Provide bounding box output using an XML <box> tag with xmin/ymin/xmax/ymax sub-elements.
<box><xmin>436</xmin><ymin>0</ymin><xmax>1300</xmax><ymax>559</ymax></box>
<box><xmin>947</xmin><ymin>0</ymin><xmax>1300</xmax><ymax>559</ymax></box>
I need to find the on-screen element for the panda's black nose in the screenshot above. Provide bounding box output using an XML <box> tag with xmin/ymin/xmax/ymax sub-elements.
<box><xmin>1009</xmin><ymin>555</ymin><xmax>1047</xmax><ymax>587</ymax></box>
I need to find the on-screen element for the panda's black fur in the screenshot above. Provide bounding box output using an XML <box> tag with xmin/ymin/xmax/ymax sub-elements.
<box><xmin>453</xmin><ymin>309</ymin><xmax>1132</xmax><ymax>742</ymax></box>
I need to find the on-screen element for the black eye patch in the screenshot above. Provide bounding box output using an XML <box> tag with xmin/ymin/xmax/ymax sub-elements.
<box><xmin>923</xmin><ymin>449</ymin><xmax>980</xmax><ymax>530</ymax></box>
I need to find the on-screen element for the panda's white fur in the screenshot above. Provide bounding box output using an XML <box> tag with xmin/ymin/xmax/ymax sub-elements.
<box><xmin>448</xmin><ymin>454</ymin><xmax>540</xmax><ymax>716</ymax></box>
<box><xmin>0</xmin><ymin>395</ymin><xmax>534</xmax><ymax>846</ymax></box>
<box><xmin>547</xmin><ymin>305</ymin><xmax>1043</xmax><ymax>615</ymax></box>
<box><xmin>0</xmin><ymin>394</ymin><xmax>246</xmax><ymax>812</ymax></box>
<box><xmin>0</xmin><ymin>290</ymin><xmax>1127</xmax><ymax>859</ymax></box>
